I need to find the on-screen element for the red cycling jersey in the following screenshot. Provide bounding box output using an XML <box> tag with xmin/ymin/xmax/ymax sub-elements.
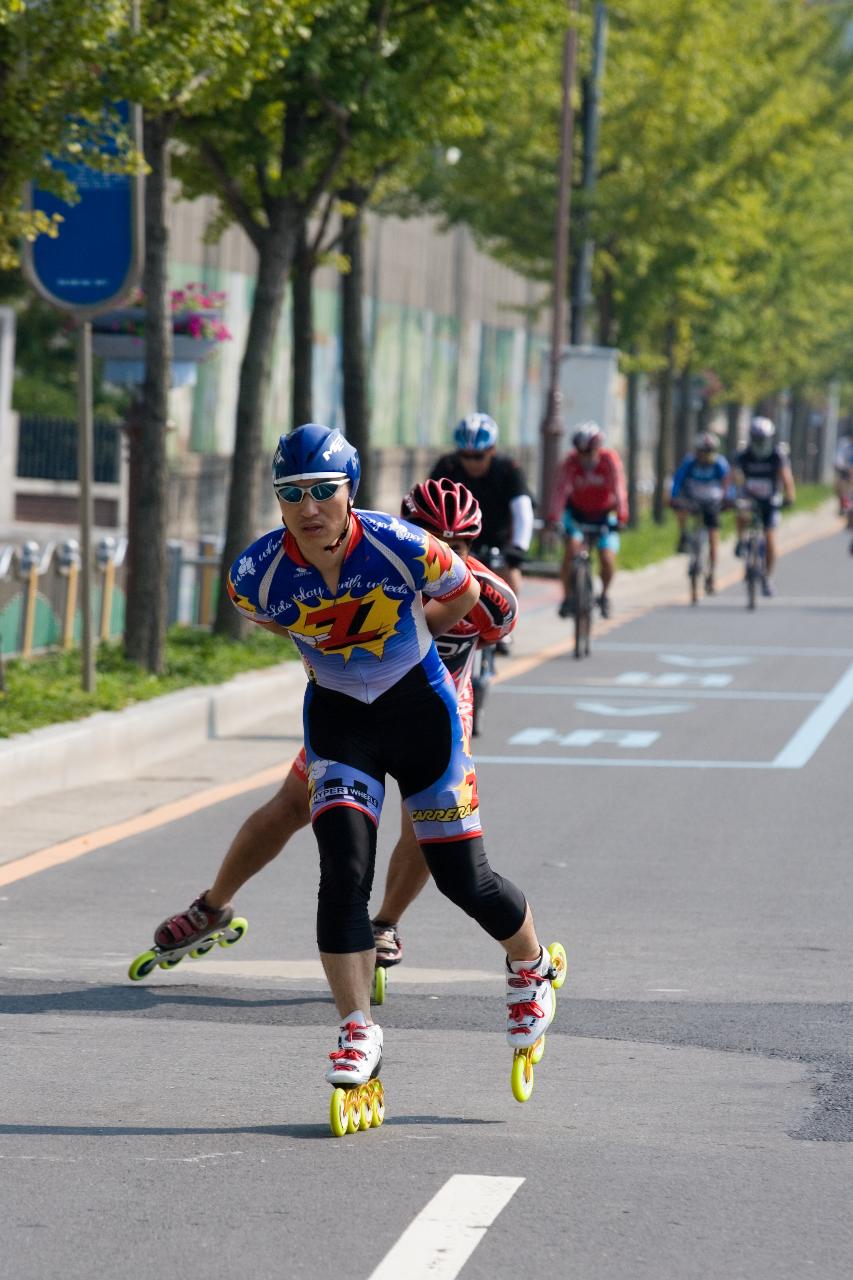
<box><xmin>548</xmin><ymin>447</ymin><xmax>629</xmax><ymax>526</ymax></box>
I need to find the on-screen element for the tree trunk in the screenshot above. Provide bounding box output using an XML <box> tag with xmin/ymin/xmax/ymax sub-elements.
<box><xmin>340</xmin><ymin>185</ymin><xmax>371</xmax><ymax>507</ymax></box>
<box><xmin>675</xmin><ymin>366</ymin><xmax>693</xmax><ymax>463</ymax></box>
<box><xmin>788</xmin><ymin>389</ymin><xmax>808</xmax><ymax>482</ymax></box>
<box><xmin>725</xmin><ymin>401</ymin><xmax>740</xmax><ymax>458</ymax></box>
<box><xmin>124</xmin><ymin>115</ymin><xmax>172</xmax><ymax>673</ymax></box>
<box><xmin>214</xmin><ymin>212</ymin><xmax>299</xmax><ymax>637</ymax></box>
<box><xmin>291</xmin><ymin>217</ymin><xmax>314</xmax><ymax>428</ymax></box>
<box><xmin>626</xmin><ymin>366</ymin><xmax>639</xmax><ymax>528</ymax></box>
<box><xmin>652</xmin><ymin>324</ymin><xmax>676</xmax><ymax>524</ymax></box>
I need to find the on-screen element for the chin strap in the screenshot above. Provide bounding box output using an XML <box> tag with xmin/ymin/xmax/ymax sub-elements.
<box><xmin>323</xmin><ymin>513</ymin><xmax>351</xmax><ymax>553</ymax></box>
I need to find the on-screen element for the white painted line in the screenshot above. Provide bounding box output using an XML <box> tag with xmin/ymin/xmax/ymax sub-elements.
<box><xmin>617</xmin><ymin>671</ymin><xmax>733</xmax><ymax>688</ymax></box>
<box><xmin>772</xmin><ymin>663</ymin><xmax>853</xmax><ymax>769</ymax></box>
<box><xmin>367</xmin><ymin>1175</ymin><xmax>524</xmax><ymax>1280</ymax></box>
<box><xmin>499</xmin><ymin>684</ymin><xmax>821</xmax><ymax>702</ymax></box>
<box><xmin>597</xmin><ymin>642</ymin><xmax>853</xmax><ymax>658</ymax></box>
<box><xmin>575</xmin><ymin>701</ymin><xmax>693</xmax><ymax>718</ymax></box>
<box><xmin>508</xmin><ymin>728</ymin><xmax>659</xmax><ymax>749</ymax></box>
<box><xmin>477</xmin><ymin>755</ymin><xmax>770</xmax><ymax>769</ymax></box>
<box><xmin>143</xmin><ymin>960</ymin><xmax>499</xmax><ymax>984</ymax></box>
<box><xmin>659</xmin><ymin>654</ymin><xmax>751</xmax><ymax>668</ymax></box>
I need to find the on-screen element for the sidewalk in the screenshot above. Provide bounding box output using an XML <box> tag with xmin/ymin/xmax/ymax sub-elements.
<box><xmin>0</xmin><ymin>502</ymin><xmax>843</xmax><ymax>866</ymax></box>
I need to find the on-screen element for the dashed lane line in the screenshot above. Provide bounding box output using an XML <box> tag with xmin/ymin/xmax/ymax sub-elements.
<box><xmin>366</xmin><ymin>1175</ymin><xmax>524</xmax><ymax>1280</ymax></box>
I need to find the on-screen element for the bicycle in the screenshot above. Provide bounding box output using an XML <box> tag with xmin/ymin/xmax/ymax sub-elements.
<box><xmin>736</xmin><ymin>496</ymin><xmax>773</xmax><ymax>610</ymax></box>
<box><xmin>569</xmin><ymin>524</ymin><xmax>602</xmax><ymax>660</ymax></box>
<box><xmin>674</xmin><ymin>500</ymin><xmax>717</xmax><ymax>605</ymax></box>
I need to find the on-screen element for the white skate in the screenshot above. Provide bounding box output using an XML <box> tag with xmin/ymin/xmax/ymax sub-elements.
<box><xmin>325</xmin><ymin>1011</ymin><xmax>383</xmax><ymax>1086</ymax></box>
<box><xmin>505</xmin><ymin>948</ymin><xmax>557</xmax><ymax>1048</ymax></box>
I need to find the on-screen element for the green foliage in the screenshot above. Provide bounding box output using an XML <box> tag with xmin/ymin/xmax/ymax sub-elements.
<box><xmin>0</xmin><ymin>1</ymin><xmax>136</xmax><ymax>268</ymax></box>
<box><xmin>0</xmin><ymin>625</ymin><xmax>297</xmax><ymax>739</ymax></box>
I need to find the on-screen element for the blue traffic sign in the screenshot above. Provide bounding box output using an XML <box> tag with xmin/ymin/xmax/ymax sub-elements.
<box><xmin>24</xmin><ymin>103</ymin><xmax>143</xmax><ymax>315</ymax></box>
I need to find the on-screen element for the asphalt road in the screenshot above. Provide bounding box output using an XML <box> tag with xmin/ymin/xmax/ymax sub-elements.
<box><xmin>2</xmin><ymin>528</ymin><xmax>852</xmax><ymax>1279</ymax></box>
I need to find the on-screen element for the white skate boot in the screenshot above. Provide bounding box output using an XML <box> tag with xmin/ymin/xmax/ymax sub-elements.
<box><xmin>325</xmin><ymin>1011</ymin><xmax>383</xmax><ymax>1086</ymax></box>
<box><xmin>505</xmin><ymin>947</ymin><xmax>557</xmax><ymax>1048</ymax></box>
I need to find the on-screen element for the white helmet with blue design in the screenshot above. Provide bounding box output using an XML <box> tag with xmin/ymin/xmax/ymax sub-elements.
<box><xmin>453</xmin><ymin>413</ymin><xmax>499</xmax><ymax>453</ymax></box>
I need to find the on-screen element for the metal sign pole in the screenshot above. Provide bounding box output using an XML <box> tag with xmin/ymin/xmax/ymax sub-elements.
<box><xmin>77</xmin><ymin>320</ymin><xmax>95</xmax><ymax>692</ymax></box>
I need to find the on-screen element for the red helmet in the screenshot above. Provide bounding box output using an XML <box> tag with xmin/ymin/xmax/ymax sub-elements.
<box><xmin>401</xmin><ymin>478</ymin><xmax>482</xmax><ymax>540</ymax></box>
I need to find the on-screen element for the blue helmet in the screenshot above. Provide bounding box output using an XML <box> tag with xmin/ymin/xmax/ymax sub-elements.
<box><xmin>453</xmin><ymin>413</ymin><xmax>498</xmax><ymax>453</ymax></box>
<box><xmin>272</xmin><ymin>424</ymin><xmax>360</xmax><ymax>500</ymax></box>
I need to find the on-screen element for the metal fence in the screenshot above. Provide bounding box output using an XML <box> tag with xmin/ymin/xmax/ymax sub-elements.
<box><xmin>17</xmin><ymin>416</ymin><xmax>121</xmax><ymax>484</ymax></box>
<box><xmin>0</xmin><ymin>536</ymin><xmax>226</xmax><ymax>658</ymax></box>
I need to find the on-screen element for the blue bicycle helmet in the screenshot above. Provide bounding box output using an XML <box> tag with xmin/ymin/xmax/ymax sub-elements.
<box><xmin>272</xmin><ymin>424</ymin><xmax>360</xmax><ymax>500</ymax></box>
<box><xmin>453</xmin><ymin>413</ymin><xmax>498</xmax><ymax>453</ymax></box>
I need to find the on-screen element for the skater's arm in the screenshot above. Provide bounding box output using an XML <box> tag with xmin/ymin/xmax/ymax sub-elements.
<box><xmin>423</xmin><ymin>577</ymin><xmax>480</xmax><ymax>637</ymax></box>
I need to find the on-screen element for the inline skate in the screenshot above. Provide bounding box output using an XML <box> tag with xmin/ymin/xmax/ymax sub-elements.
<box><xmin>327</xmin><ymin>1012</ymin><xmax>385</xmax><ymax>1137</ymax></box>
<box><xmin>507</xmin><ymin>941</ymin><xmax>567</xmax><ymax>1102</ymax></box>
<box><xmin>128</xmin><ymin>893</ymin><xmax>248</xmax><ymax>981</ymax></box>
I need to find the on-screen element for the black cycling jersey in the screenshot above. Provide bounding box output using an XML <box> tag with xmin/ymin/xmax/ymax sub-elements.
<box><xmin>735</xmin><ymin>445</ymin><xmax>786</xmax><ymax>496</ymax></box>
<box><xmin>431</xmin><ymin>452</ymin><xmax>529</xmax><ymax>551</ymax></box>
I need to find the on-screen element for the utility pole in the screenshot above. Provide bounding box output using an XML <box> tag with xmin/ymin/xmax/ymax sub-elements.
<box><xmin>539</xmin><ymin>0</ymin><xmax>580</xmax><ymax>522</ymax></box>
<box><xmin>571</xmin><ymin>1</ymin><xmax>608</xmax><ymax>346</ymax></box>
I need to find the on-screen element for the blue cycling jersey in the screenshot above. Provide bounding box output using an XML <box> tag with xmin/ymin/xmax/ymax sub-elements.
<box><xmin>227</xmin><ymin>510</ymin><xmax>472</xmax><ymax>704</ymax></box>
<box><xmin>671</xmin><ymin>454</ymin><xmax>730</xmax><ymax>504</ymax></box>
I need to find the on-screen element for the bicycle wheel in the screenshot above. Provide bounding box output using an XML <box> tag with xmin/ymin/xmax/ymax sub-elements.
<box><xmin>688</xmin><ymin>531</ymin><xmax>701</xmax><ymax>605</ymax></box>
<box><xmin>572</xmin><ymin>558</ymin><xmax>590</xmax><ymax>659</ymax></box>
<box><xmin>745</xmin><ymin>538</ymin><xmax>758</xmax><ymax>610</ymax></box>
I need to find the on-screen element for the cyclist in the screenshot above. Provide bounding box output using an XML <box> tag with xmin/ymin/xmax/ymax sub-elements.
<box><xmin>548</xmin><ymin>422</ymin><xmax>629</xmax><ymax>620</ymax></box>
<box><xmin>670</xmin><ymin>431</ymin><xmax>731</xmax><ymax>594</ymax></box>
<box><xmin>733</xmin><ymin>416</ymin><xmax>796</xmax><ymax>597</ymax></box>
<box><xmin>431</xmin><ymin>413</ymin><xmax>533</xmax><ymax>649</ymax></box>
<box><xmin>155</xmin><ymin>426</ymin><xmax>550</xmax><ymax>1091</ymax></box>
<box><xmin>154</xmin><ymin>477</ymin><xmax>518</xmax><ymax>976</ymax></box>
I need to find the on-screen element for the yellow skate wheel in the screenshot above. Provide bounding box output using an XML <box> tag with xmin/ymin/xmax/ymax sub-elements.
<box><xmin>190</xmin><ymin>939</ymin><xmax>216</xmax><ymax>958</ymax></box>
<box><xmin>330</xmin><ymin>1088</ymin><xmax>348</xmax><ymax>1138</ymax></box>
<box><xmin>511</xmin><ymin>1050</ymin><xmax>535</xmax><ymax>1103</ymax></box>
<box><xmin>346</xmin><ymin>1089</ymin><xmax>361</xmax><ymax>1134</ymax></box>
<box><xmin>219</xmin><ymin>918</ymin><xmax>248</xmax><ymax>948</ymax></box>
<box><xmin>159</xmin><ymin>953</ymin><xmax>184</xmax><ymax>969</ymax></box>
<box><xmin>371</xmin><ymin>965</ymin><xmax>386</xmax><ymax>1005</ymax></box>
<box><xmin>358</xmin><ymin>1085</ymin><xmax>373</xmax><ymax>1130</ymax></box>
<box><xmin>548</xmin><ymin>942</ymin><xmax>568</xmax><ymax>989</ymax></box>
<box><xmin>531</xmin><ymin>1035</ymin><xmax>546</xmax><ymax>1065</ymax></box>
<box><xmin>128</xmin><ymin>950</ymin><xmax>158</xmax><ymax>981</ymax></box>
<box><xmin>370</xmin><ymin>1079</ymin><xmax>385</xmax><ymax>1127</ymax></box>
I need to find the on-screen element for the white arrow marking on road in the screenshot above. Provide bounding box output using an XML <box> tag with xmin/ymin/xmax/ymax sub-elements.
<box><xmin>616</xmin><ymin>672</ymin><xmax>733</xmax><ymax>688</ymax></box>
<box><xmin>660</xmin><ymin>654</ymin><xmax>750</xmax><ymax>668</ymax></box>
<box><xmin>575</xmin><ymin>700</ymin><xmax>693</xmax><ymax>718</ymax></box>
<box><xmin>367</xmin><ymin>1175</ymin><xmax>524</xmax><ymax>1280</ymax></box>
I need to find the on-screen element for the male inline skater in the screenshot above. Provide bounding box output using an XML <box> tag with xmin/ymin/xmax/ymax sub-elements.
<box><xmin>152</xmin><ymin>428</ymin><xmax>550</xmax><ymax>1097</ymax></box>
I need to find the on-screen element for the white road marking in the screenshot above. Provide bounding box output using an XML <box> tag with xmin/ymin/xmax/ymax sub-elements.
<box><xmin>123</xmin><ymin>959</ymin><xmax>501</xmax><ymax>985</ymax></box>
<box><xmin>659</xmin><ymin>654</ymin><xmax>751</xmax><ymax>668</ymax></box>
<box><xmin>598</xmin><ymin>641</ymin><xmax>853</xmax><ymax>657</ymax></box>
<box><xmin>575</xmin><ymin>701</ymin><xmax>693</xmax><ymax>717</ymax></box>
<box><xmin>509</xmin><ymin>728</ymin><xmax>659</xmax><ymax>749</ymax></box>
<box><xmin>772</xmin><ymin>662</ymin><xmax>853</xmax><ymax>768</ymax></box>
<box><xmin>478</xmin><ymin>755</ymin><xmax>769</xmax><ymax>769</ymax></box>
<box><xmin>616</xmin><ymin>672</ymin><xmax>733</xmax><ymax>688</ymax></box>
<box><xmin>498</xmin><ymin>685</ymin><xmax>821</xmax><ymax>702</ymax></box>
<box><xmin>366</xmin><ymin>1175</ymin><xmax>524</xmax><ymax>1280</ymax></box>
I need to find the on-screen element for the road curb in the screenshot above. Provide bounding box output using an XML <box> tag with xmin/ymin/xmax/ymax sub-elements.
<box><xmin>0</xmin><ymin>662</ymin><xmax>306</xmax><ymax>807</ymax></box>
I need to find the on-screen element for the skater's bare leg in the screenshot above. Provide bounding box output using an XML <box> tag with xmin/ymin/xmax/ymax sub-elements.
<box><xmin>500</xmin><ymin>904</ymin><xmax>542</xmax><ymax>964</ymax></box>
<box><xmin>373</xmin><ymin>811</ymin><xmax>430</xmax><ymax>925</ymax></box>
<box><xmin>320</xmin><ymin>949</ymin><xmax>376</xmax><ymax>1022</ymax></box>
<box><xmin>205</xmin><ymin>768</ymin><xmax>309</xmax><ymax>909</ymax></box>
